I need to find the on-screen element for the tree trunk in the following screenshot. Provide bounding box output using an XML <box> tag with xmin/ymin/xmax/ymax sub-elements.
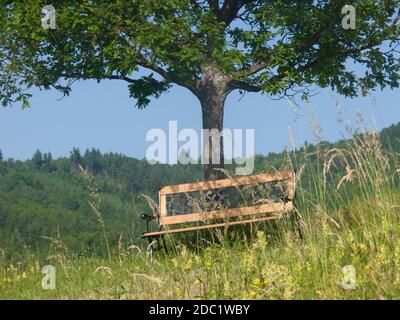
<box><xmin>198</xmin><ymin>87</ymin><xmax>227</xmax><ymax>181</ymax></box>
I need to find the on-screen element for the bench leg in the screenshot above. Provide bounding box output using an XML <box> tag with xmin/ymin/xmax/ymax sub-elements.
<box><xmin>145</xmin><ymin>227</ymin><xmax>168</xmax><ymax>259</ymax></box>
<box><xmin>157</xmin><ymin>225</ymin><xmax>169</xmax><ymax>254</ymax></box>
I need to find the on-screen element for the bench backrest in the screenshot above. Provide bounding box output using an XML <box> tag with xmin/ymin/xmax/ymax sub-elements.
<box><xmin>158</xmin><ymin>171</ymin><xmax>295</xmax><ymax>226</ymax></box>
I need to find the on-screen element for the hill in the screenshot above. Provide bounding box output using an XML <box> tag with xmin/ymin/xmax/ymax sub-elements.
<box><xmin>1</xmin><ymin>122</ymin><xmax>400</xmax><ymax>299</ymax></box>
<box><xmin>0</xmin><ymin>122</ymin><xmax>399</xmax><ymax>260</ymax></box>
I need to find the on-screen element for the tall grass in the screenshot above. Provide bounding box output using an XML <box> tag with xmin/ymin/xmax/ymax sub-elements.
<box><xmin>1</xmin><ymin>123</ymin><xmax>400</xmax><ymax>299</ymax></box>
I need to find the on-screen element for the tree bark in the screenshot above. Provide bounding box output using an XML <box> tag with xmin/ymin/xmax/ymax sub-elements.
<box><xmin>198</xmin><ymin>85</ymin><xmax>227</xmax><ymax>181</ymax></box>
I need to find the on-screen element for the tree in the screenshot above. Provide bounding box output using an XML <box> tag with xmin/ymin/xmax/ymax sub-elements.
<box><xmin>83</xmin><ymin>148</ymin><xmax>103</xmax><ymax>174</ymax></box>
<box><xmin>1</xmin><ymin>1</ymin><xmax>399</xmax><ymax>180</ymax></box>
<box><xmin>70</xmin><ymin>147</ymin><xmax>82</xmax><ymax>173</ymax></box>
<box><xmin>32</xmin><ymin>150</ymin><xmax>43</xmax><ymax>170</ymax></box>
<box><xmin>42</xmin><ymin>152</ymin><xmax>55</xmax><ymax>172</ymax></box>
<box><xmin>0</xmin><ymin>149</ymin><xmax>3</xmax><ymax>176</ymax></box>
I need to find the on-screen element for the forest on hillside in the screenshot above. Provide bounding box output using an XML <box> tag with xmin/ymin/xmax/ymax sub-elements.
<box><xmin>0</xmin><ymin>122</ymin><xmax>399</xmax><ymax>261</ymax></box>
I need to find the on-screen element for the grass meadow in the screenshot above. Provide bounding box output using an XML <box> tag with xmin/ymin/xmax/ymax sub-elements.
<box><xmin>1</xmin><ymin>121</ymin><xmax>400</xmax><ymax>300</ymax></box>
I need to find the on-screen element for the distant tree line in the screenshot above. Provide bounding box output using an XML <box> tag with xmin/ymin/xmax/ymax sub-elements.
<box><xmin>0</xmin><ymin>122</ymin><xmax>399</xmax><ymax>261</ymax></box>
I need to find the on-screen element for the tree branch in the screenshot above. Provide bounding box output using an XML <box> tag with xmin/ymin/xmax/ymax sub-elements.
<box><xmin>236</xmin><ymin>60</ymin><xmax>270</xmax><ymax>78</ymax></box>
<box><xmin>135</xmin><ymin>53</ymin><xmax>170</xmax><ymax>80</ymax></box>
<box><xmin>230</xmin><ymin>80</ymin><xmax>262</xmax><ymax>92</ymax></box>
<box><xmin>393</xmin><ymin>7</ymin><xmax>400</xmax><ymax>25</ymax></box>
<box><xmin>60</xmin><ymin>72</ymin><xmax>135</xmax><ymax>83</ymax></box>
<box><xmin>220</xmin><ymin>0</ymin><xmax>251</xmax><ymax>25</ymax></box>
<box><xmin>207</xmin><ymin>0</ymin><xmax>220</xmax><ymax>13</ymax></box>
<box><xmin>235</xmin><ymin>1</ymin><xmax>344</xmax><ymax>78</ymax></box>
<box><xmin>230</xmin><ymin>40</ymin><xmax>381</xmax><ymax>95</ymax></box>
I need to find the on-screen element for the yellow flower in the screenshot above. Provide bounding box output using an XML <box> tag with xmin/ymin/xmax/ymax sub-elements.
<box><xmin>242</xmin><ymin>253</ymin><xmax>256</xmax><ymax>273</ymax></box>
<box><xmin>263</xmin><ymin>278</ymin><xmax>271</xmax><ymax>286</ymax></box>
<box><xmin>363</xmin><ymin>263</ymin><xmax>372</xmax><ymax>274</ymax></box>
<box><xmin>394</xmin><ymin>276</ymin><xmax>400</xmax><ymax>287</ymax></box>
<box><xmin>251</xmin><ymin>278</ymin><xmax>261</xmax><ymax>288</ymax></box>
<box><xmin>248</xmin><ymin>290</ymin><xmax>257</xmax><ymax>298</ymax></box>
<box><xmin>356</xmin><ymin>243</ymin><xmax>367</xmax><ymax>253</ymax></box>
<box><xmin>171</xmin><ymin>258</ymin><xmax>178</xmax><ymax>268</ymax></box>
<box><xmin>22</xmin><ymin>272</ymin><xmax>27</xmax><ymax>279</ymax></box>
<box><xmin>182</xmin><ymin>259</ymin><xmax>192</xmax><ymax>271</ymax></box>
<box><xmin>322</xmin><ymin>222</ymin><xmax>330</xmax><ymax>234</ymax></box>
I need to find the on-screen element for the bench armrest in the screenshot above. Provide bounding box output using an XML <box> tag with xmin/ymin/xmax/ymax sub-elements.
<box><xmin>141</xmin><ymin>213</ymin><xmax>157</xmax><ymax>222</ymax></box>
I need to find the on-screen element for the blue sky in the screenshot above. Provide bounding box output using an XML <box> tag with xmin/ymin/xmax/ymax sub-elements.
<box><xmin>0</xmin><ymin>78</ymin><xmax>398</xmax><ymax>161</ymax></box>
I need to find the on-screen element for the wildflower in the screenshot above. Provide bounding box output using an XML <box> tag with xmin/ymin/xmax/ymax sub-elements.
<box><xmin>356</xmin><ymin>243</ymin><xmax>367</xmax><ymax>254</ymax></box>
<box><xmin>252</xmin><ymin>231</ymin><xmax>267</xmax><ymax>251</ymax></box>
<box><xmin>261</xmin><ymin>263</ymin><xmax>299</xmax><ymax>299</ymax></box>
<box><xmin>182</xmin><ymin>258</ymin><xmax>192</xmax><ymax>271</ymax></box>
<box><xmin>242</xmin><ymin>253</ymin><xmax>256</xmax><ymax>273</ymax></box>
<box><xmin>363</xmin><ymin>264</ymin><xmax>371</xmax><ymax>274</ymax></box>
<box><xmin>251</xmin><ymin>278</ymin><xmax>261</xmax><ymax>288</ymax></box>
<box><xmin>223</xmin><ymin>282</ymin><xmax>231</xmax><ymax>296</ymax></box>
<box><xmin>394</xmin><ymin>276</ymin><xmax>400</xmax><ymax>287</ymax></box>
<box><xmin>322</xmin><ymin>222</ymin><xmax>330</xmax><ymax>235</ymax></box>
<box><xmin>180</xmin><ymin>245</ymin><xmax>188</xmax><ymax>257</ymax></box>
<box><xmin>171</xmin><ymin>258</ymin><xmax>179</xmax><ymax>268</ymax></box>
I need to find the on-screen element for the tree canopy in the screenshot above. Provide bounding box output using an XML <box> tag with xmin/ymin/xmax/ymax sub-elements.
<box><xmin>1</xmin><ymin>1</ymin><xmax>399</xmax><ymax>179</ymax></box>
<box><xmin>1</xmin><ymin>1</ymin><xmax>399</xmax><ymax>107</ymax></box>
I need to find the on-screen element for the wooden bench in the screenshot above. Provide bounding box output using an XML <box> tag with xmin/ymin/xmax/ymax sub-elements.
<box><xmin>141</xmin><ymin>171</ymin><xmax>299</xmax><ymax>248</ymax></box>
